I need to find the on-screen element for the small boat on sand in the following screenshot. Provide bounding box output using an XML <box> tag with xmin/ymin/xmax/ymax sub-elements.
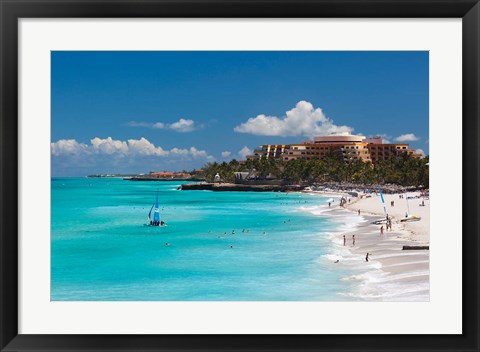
<box><xmin>400</xmin><ymin>215</ymin><xmax>421</xmax><ymax>222</ymax></box>
<box><xmin>401</xmin><ymin>194</ymin><xmax>421</xmax><ymax>222</ymax></box>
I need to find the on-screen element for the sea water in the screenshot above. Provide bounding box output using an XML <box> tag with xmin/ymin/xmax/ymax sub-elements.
<box><xmin>51</xmin><ymin>178</ymin><xmax>355</xmax><ymax>301</ymax></box>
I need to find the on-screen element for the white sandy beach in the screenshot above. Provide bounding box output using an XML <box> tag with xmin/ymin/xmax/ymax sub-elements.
<box><xmin>307</xmin><ymin>190</ymin><xmax>430</xmax><ymax>301</ymax></box>
<box><xmin>347</xmin><ymin>192</ymin><xmax>430</xmax><ymax>244</ymax></box>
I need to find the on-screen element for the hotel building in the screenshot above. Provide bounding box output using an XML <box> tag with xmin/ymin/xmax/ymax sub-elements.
<box><xmin>247</xmin><ymin>134</ymin><xmax>421</xmax><ymax>164</ymax></box>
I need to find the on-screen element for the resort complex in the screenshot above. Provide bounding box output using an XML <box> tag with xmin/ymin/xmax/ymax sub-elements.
<box><xmin>247</xmin><ymin>133</ymin><xmax>422</xmax><ymax>164</ymax></box>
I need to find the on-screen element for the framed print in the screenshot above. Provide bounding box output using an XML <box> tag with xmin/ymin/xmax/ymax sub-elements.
<box><xmin>1</xmin><ymin>0</ymin><xmax>479</xmax><ymax>351</ymax></box>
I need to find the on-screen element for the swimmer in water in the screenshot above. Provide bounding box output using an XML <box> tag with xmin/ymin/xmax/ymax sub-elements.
<box><xmin>334</xmin><ymin>260</ymin><xmax>339</xmax><ymax>263</ymax></box>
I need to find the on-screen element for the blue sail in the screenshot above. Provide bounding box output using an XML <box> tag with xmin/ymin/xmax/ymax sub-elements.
<box><xmin>378</xmin><ymin>187</ymin><xmax>388</xmax><ymax>217</ymax></box>
<box><xmin>153</xmin><ymin>192</ymin><xmax>160</xmax><ymax>222</ymax></box>
<box><xmin>147</xmin><ymin>204</ymin><xmax>154</xmax><ymax>220</ymax></box>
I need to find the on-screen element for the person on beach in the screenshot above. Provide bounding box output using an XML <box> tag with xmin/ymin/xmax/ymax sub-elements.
<box><xmin>365</xmin><ymin>253</ymin><xmax>370</xmax><ymax>262</ymax></box>
<box><xmin>352</xmin><ymin>235</ymin><xmax>355</xmax><ymax>246</ymax></box>
<box><xmin>343</xmin><ymin>235</ymin><xmax>346</xmax><ymax>246</ymax></box>
<box><xmin>358</xmin><ymin>209</ymin><xmax>361</xmax><ymax>215</ymax></box>
<box><xmin>328</xmin><ymin>202</ymin><xmax>331</xmax><ymax>207</ymax></box>
<box><xmin>380</xmin><ymin>226</ymin><xmax>384</xmax><ymax>235</ymax></box>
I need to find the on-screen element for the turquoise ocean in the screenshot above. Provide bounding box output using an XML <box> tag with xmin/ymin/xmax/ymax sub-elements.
<box><xmin>51</xmin><ymin>178</ymin><xmax>356</xmax><ymax>301</ymax></box>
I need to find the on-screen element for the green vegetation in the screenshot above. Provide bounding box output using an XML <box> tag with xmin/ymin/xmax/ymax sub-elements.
<box><xmin>202</xmin><ymin>153</ymin><xmax>429</xmax><ymax>187</ymax></box>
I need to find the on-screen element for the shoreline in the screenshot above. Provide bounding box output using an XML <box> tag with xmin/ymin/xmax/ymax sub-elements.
<box><xmin>304</xmin><ymin>191</ymin><xmax>429</xmax><ymax>301</ymax></box>
<box><xmin>180</xmin><ymin>183</ymin><xmax>305</xmax><ymax>192</ymax></box>
<box><xmin>180</xmin><ymin>184</ymin><xmax>430</xmax><ymax>300</ymax></box>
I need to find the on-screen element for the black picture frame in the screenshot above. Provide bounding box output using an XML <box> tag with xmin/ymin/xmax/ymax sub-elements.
<box><xmin>1</xmin><ymin>1</ymin><xmax>478</xmax><ymax>351</ymax></box>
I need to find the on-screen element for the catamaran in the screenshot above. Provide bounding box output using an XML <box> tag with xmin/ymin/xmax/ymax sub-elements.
<box><xmin>147</xmin><ymin>192</ymin><xmax>165</xmax><ymax>227</ymax></box>
<box><xmin>400</xmin><ymin>194</ymin><xmax>421</xmax><ymax>222</ymax></box>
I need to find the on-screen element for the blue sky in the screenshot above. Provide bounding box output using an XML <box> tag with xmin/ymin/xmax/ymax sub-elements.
<box><xmin>51</xmin><ymin>51</ymin><xmax>429</xmax><ymax>176</ymax></box>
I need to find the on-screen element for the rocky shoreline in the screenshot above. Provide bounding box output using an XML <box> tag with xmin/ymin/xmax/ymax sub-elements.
<box><xmin>179</xmin><ymin>181</ymin><xmax>426</xmax><ymax>194</ymax></box>
<box><xmin>179</xmin><ymin>183</ymin><xmax>305</xmax><ymax>192</ymax></box>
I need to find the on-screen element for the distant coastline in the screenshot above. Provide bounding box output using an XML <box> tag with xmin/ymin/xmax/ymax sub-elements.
<box><xmin>127</xmin><ymin>177</ymin><xmax>206</xmax><ymax>182</ymax></box>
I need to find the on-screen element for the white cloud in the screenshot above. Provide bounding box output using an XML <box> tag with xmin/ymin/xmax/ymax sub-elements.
<box><xmin>50</xmin><ymin>139</ymin><xmax>88</xmax><ymax>156</ymax></box>
<box><xmin>126</xmin><ymin>121</ymin><xmax>152</xmax><ymax>128</ymax></box>
<box><xmin>188</xmin><ymin>147</ymin><xmax>208</xmax><ymax>158</ymax></box>
<box><xmin>128</xmin><ymin>118</ymin><xmax>197</xmax><ymax>132</ymax></box>
<box><xmin>233</xmin><ymin>100</ymin><xmax>353</xmax><ymax>138</ymax></box>
<box><xmin>91</xmin><ymin>137</ymin><xmax>129</xmax><ymax>155</ymax></box>
<box><xmin>127</xmin><ymin>137</ymin><xmax>169</xmax><ymax>156</ymax></box>
<box><xmin>394</xmin><ymin>133</ymin><xmax>420</xmax><ymax>142</ymax></box>
<box><xmin>168</xmin><ymin>118</ymin><xmax>195</xmax><ymax>132</ymax></box>
<box><xmin>152</xmin><ymin>122</ymin><xmax>166</xmax><ymax>129</ymax></box>
<box><xmin>170</xmin><ymin>146</ymin><xmax>208</xmax><ymax>158</ymax></box>
<box><xmin>221</xmin><ymin>151</ymin><xmax>231</xmax><ymax>158</ymax></box>
<box><xmin>370</xmin><ymin>134</ymin><xmax>392</xmax><ymax>144</ymax></box>
<box><xmin>238</xmin><ymin>146</ymin><xmax>252</xmax><ymax>160</ymax></box>
<box><xmin>170</xmin><ymin>147</ymin><xmax>190</xmax><ymax>156</ymax></box>
<box><xmin>415</xmin><ymin>148</ymin><xmax>426</xmax><ymax>156</ymax></box>
<box><xmin>51</xmin><ymin>137</ymin><xmax>211</xmax><ymax>159</ymax></box>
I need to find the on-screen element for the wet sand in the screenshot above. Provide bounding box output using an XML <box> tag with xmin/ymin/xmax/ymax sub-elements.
<box><xmin>307</xmin><ymin>190</ymin><xmax>430</xmax><ymax>301</ymax></box>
